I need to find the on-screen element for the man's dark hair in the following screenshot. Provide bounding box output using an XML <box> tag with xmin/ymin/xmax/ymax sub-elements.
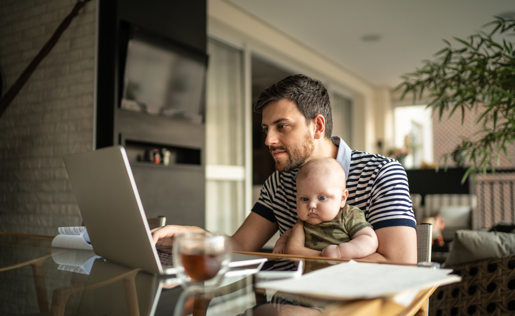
<box><xmin>254</xmin><ymin>74</ymin><xmax>333</xmax><ymax>138</ymax></box>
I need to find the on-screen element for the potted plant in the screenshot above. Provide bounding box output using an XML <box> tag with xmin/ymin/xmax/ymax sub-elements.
<box><xmin>396</xmin><ymin>17</ymin><xmax>515</xmax><ymax>180</ymax></box>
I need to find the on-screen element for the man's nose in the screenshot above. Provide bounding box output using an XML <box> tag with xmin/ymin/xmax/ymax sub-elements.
<box><xmin>265</xmin><ymin>130</ymin><xmax>278</xmax><ymax>147</ymax></box>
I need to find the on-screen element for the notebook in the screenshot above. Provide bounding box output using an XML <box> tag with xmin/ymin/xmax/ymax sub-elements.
<box><xmin>64</xmin><ymin>146</ymin><xmax>266</xmax><ymax>275</ymax></box>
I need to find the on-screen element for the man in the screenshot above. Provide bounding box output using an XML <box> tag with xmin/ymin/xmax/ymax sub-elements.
<box><xmin>153</xmin><ymin>74</ymin><xmax>417</xmax><ymax>263</ymax></box>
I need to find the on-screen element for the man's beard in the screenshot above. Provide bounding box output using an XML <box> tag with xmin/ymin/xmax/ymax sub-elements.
<box><xmin>270</xmin><ymin>132</ymin><xmax>314</xmax><ymax>172</ymax></box>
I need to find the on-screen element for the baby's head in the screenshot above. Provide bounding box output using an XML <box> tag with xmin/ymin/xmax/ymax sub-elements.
<box><xmin>296</xmin><ymin>157</ymin><xmax>349</xmax><ymax>225</ymax></box>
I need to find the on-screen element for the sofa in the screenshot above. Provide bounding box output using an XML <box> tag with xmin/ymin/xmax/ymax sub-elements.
<box><xmin>429</xmin><ymin>230</ymin><xmax>515</xmax><ymax>316</ymax></box>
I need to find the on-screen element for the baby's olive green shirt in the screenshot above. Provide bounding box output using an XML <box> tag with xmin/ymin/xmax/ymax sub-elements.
<box><xmin>304</xmin><ymin>204</ymin><xmax>372</xmax><ymax>251</ymax></box>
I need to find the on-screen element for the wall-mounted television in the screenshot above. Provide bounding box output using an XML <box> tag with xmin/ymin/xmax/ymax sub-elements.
<box><xmin>120</xmin><ymin>26</ymin><xmax>207</xmax><ymax>124</ymax></box>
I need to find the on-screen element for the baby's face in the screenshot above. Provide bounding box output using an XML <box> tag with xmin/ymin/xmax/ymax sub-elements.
<box><xmin>296</xmin><ymin>173</ymin><xmax>347</xmax><ymax>225</ymax></box>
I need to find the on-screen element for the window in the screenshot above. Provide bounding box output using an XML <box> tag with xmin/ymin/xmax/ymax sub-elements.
<box><xmin>332</xmin><ymin>93</ymin><xmax>353</xmax><ymax>147</ymax></box>
<box><xmin>393</xmin><ymin>105</ymin><xmax>434</xmax><ymax>169</ymax></box>
<box><xmin>251</xmin><ymin>55</ymin><xmax>293</xmax><ymax>185</ymax></box>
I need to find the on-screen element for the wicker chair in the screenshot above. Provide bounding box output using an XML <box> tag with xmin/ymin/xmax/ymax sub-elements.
<box><xmin>429</xmin><ymin>254</ymin><xmax>515</xmax><ymax>316</ymax></box>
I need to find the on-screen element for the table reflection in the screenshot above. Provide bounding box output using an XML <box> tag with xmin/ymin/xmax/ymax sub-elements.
<box><xmin>0</xmin><ymin>233</ymin><xmax>336</xmax><ymax>316</ymax></box>
<box><xmin>0</xmin><ymin>233</ymin><xmax>435</xmax><ymax>316</ymax></box>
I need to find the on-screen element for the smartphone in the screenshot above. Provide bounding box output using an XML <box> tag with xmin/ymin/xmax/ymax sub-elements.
<box><xmin>255</xmin><ymin>259</ymin><xmax>304</xmax><ymax>282</ymax></box>
<box><xmin>224</xmin><ymin>253</ymin><xmax>268</xmax><ymax>277</ymax></box>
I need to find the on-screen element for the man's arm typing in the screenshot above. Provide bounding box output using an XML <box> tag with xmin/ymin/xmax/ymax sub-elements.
<box><xmin>152</xmin><ymin>212</ymin><xmax>277</xmax><ymax>252</ymax></box>
<box><xmin>231</xmin><ymin>212</ymin><xmax>278</xmax><ymax>252</ymax></box>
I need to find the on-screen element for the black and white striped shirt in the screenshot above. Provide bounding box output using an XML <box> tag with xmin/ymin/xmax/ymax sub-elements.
<box><xmin>252</xmin><ymin>137</ymin><xmax>416</xmax><ymax>235</ymax></box>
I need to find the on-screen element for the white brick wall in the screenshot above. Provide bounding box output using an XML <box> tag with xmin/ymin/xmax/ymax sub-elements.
<box><xmin>0</xmin><ymin>0</ymin><xmax>97</xmax><ymax>236</ymax></box>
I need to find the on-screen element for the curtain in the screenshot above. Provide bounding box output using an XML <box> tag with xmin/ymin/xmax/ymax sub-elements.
<box><xmin>205</xmin><ymin>39</ymin><xmax>245</xmax><ymax>235</ymax></box>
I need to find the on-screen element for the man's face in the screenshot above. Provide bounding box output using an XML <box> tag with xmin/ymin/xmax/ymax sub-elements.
<box><xmin>261</xmin><ymin>99</ymin><xmax>315</xmax><ymax>172</ymax></box>
<box><xmin>296</xmin><ymin>173</ymin><xmax>347</xmax><ymax>225</ymax></box>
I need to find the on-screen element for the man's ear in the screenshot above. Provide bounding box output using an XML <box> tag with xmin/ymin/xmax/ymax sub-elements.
<box><xmin>340</xmin><ymin>189</ymin><xmax>349</xmax><ymax>207</ymax></box>
<box><xmin>312</xmin><ymin>114</ymin><xmax>326</xmax><ymax>139</ymax></box>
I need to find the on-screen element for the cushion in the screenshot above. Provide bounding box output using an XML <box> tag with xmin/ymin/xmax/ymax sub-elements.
<box><xmin>438</xmin><ymin>205</ymin><xmax>470</xmax><ymax>228</ymax></box>
<box><xmin>444</xmin><ymin>230</ymin><xmax>515</xmax><ymax>266</ymax></box>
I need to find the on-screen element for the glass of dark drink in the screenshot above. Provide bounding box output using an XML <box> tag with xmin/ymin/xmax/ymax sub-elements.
<box><xmin>173</xmin><ymin>232</ymin><xmax>231</xmax><ymax>289</ymax></box>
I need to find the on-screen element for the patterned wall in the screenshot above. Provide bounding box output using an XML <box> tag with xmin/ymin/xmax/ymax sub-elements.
<box><xmin>433</xmin><ymin>107</ymin><xmax>515</xmax><ymax>229</ymax></box>
<box><xmin>433</xmin><ymin>106</ymin><xmax>515</xmax><ymax>169</ymax></box>
<box><xmin>0</xmin><ymin>0</ymin><xmax>96</xmax><ymax>235</ymax></box>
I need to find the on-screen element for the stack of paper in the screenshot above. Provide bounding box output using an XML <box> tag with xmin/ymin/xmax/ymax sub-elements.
<box><xmin>256</xmin><ymin>261</ymin><xmax>461</xmax><ymax>300</ymax></box>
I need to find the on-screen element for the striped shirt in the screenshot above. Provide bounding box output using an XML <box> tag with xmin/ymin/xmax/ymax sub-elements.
<box><xmin>252</xmin><ymin>137</ymin><xmax>416</xmax><ymax>235</ymax></box>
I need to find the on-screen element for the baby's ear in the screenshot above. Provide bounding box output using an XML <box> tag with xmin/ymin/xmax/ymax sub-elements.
<box><xmin>340</xmin><ymin>189</ymin><xmax>349</xmax><ymax>207</ymax></box>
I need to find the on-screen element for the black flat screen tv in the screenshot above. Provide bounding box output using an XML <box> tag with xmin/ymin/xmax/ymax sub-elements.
<box><xmin>120</xmin><ymin>27</ymin><xmax>207</xmax><ymax>124</ymax></box>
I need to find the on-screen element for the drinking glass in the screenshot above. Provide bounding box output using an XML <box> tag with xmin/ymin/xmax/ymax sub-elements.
<box><xmin>173</xmin><ymin>232</ymin><xmax>231</xmax><ymax>289</ymax></box>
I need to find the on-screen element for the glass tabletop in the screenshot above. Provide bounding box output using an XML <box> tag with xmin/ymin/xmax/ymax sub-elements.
<box><xmin>0</xmin><ymin>233</ymin><xmax>435</xmax><ymax>316</ymax></box>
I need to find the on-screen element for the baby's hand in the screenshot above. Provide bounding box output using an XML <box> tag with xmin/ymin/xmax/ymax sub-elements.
<box><xmin>273</xmin><ymin>243</ymin><xmax>285</xmax><ymax>254</ymax></box>
<box><xmin>272</xmin><ymin>228</ymin><xmax>291</xmax><ymax>254</ymax></box>
<box><xmin>321</xmin><ymin>245</ymin><xmax>340</xmax><ymax>258</ymax></box>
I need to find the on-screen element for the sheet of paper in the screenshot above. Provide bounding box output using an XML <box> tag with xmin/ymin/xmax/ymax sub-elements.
<box><xmin>256</xmin><ymin>261</ymin><xmax>461</xmax><ymax>300</ymax></box>
<box><xmin>51</xmin><ymin>234</ymin><xmax>93</xmax><ymax>250</ymax></box>
<box><xmin>51</xmin><ymin>248</ymin><xmax>100</xmax><ymax>275</ymax></box>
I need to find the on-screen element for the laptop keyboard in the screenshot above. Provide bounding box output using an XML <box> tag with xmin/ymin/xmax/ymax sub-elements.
<box><xmin>157</xmin><ymin>249</ymin><xmax>174</xmax><ymax>268</ymax></box>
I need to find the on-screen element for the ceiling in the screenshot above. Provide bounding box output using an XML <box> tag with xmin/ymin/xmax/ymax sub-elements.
<box><xmin>226</xmin><ymin>0</ymin><xmax>515</xmax><ymax>89</ymax></box>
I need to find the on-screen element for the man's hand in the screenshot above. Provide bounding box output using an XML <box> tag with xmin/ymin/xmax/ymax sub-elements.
<box><xmin>151</xmin><ymin>225</ymin><xmax>205</xmax><ymax>246</ymax></box>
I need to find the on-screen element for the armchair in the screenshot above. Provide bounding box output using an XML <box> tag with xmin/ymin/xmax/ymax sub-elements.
<box><xmin>429</xmin><ymin>229</ymin><xmax>515</xmax><ymax>316</ymax></box>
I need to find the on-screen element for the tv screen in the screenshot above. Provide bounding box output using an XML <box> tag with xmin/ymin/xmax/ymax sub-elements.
<box><xmin>121</xmin><ymin>34</ymin><xmax>206</xmax><ymax>124</ymax></box>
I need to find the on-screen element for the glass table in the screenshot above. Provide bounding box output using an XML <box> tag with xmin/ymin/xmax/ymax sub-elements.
<box><xmin>0</xmin><ymin>232</ymin><xmax>436</xmax><ymax>315</ymax></box>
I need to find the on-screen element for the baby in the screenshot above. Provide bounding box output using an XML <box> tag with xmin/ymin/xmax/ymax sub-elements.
<box><xmin>274</xmin><ymin>157</ymin><xmax>378</xmax><ymax>259</ymax></box>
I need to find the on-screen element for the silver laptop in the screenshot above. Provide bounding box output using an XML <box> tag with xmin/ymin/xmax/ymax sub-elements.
<box><xmin>64</xmin><ymin>146</ymin><xmax>266</xmax><ymax>275</ymax></box>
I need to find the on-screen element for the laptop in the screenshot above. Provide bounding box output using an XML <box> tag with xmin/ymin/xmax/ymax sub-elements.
<box><xmin>64</xmin><ymin>146</ymin><xmax>266</xmax><ymax>275</ymax></box>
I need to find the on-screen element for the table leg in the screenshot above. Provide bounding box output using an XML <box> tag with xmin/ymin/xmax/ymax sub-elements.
<box><xmin>31</xmin><ymin>261</ymin><xmax>49</xmax><ymax>312</ymax></box>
